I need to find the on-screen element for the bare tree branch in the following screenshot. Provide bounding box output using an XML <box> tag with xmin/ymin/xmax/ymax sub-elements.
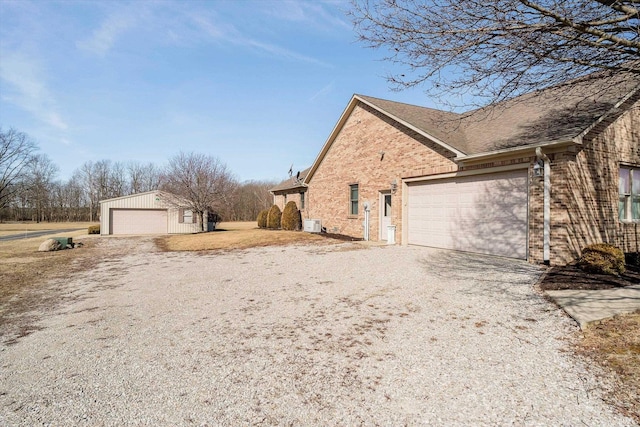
<box><xmin>350</xmin><ymin>0</ymin><xmax>640</xmax><ymax>107</ymax></box>
<box><xmin>161</xmin><ymin>152</ymin><xmax>237</xmax><ymax>232</ymax></box>
<box><xmin>0</xmin><ymin>128</ymin><xmax>38</xmax><ymax>210</ymax></box>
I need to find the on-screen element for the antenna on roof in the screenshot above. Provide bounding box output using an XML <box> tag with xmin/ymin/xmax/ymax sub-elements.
<box><xmin>288</xmin><ymin>164</ymin><xmax>293</xmax><ymax>178</ymax></box>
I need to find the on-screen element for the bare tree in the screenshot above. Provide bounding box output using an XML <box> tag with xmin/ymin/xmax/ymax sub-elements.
<box><xmin>0</xmin><ymin>128</ymin><xmax>38</xmax><ymax>209</ymax></box>
<box><xmin>351</xmin><ymin>0</ymin><xmax>640</xmax><ymax>107</ymax></box>
<box><xmin>127</xmin><ymin>161</ymin><xmax>162</xmax><ymax>193</ymax></box>
<box><xmin>161</xmin><ymin>152</ymin><xmax>237</xmax><ymax>231</ymax></box>
<box><xmin>23</xmin><ymin>154</ymin><xmax>59</xmax><ymax>222</ymax></box>
<box><xmin>226</xmin><ymin>180</ymin><xmax>278</xmax><ymax>221</ymax></box>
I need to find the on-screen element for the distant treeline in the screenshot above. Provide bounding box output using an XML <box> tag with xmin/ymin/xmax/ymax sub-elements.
<box><xmin>0</xmin><ymin>128</ymin><xmax>277</xmax><ymax>223</ymax></box>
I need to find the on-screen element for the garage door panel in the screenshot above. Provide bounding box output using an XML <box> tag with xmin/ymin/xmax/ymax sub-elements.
<box><xmin>407</xmin><ymin>171</ymin><xmax>527</xmax><ymax>259</ymax></box>
<box><xmin>110</xmin><ymin>209</ymin><xmax>168</xmax><ymax>235</ymax></box>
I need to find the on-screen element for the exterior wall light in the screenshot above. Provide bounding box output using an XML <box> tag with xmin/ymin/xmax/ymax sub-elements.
<box><xmin>390</xmin><ymin>179</ymin><xmax>398</xmax><ymax>194</ymax></box>
<box><xmin>533</xmin><ymin>159</ymin><xmax>544</xmax><ymax>177</ymax></box>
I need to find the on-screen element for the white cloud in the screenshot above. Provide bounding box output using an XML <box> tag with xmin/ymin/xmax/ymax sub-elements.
<box><xmin>0</xmin><ymin>52</ymin><xmax>69</xmax><ymax>131</ymax></box>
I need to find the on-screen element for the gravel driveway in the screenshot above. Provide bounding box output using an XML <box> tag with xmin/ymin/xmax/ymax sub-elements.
<box><xmin>1</xmin><ymin>238</ymin><xmax>634</xmax><ymax>426</ymax></box>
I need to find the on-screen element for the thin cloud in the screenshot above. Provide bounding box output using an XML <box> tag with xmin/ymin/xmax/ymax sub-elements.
<box><xmin>262</xmin><ymin>0</ymin><xmax>351</xmax><ymax>31</ymax></box>
<box><xmin>76</xmin><ymin>6</ymin><xmax>138</xmax><ymax>56</ymax></box>
<box><xmin>310</xmin><ymin>81</ymin><xmax>335</xmax><ymax>101</ymax></box>
<box><xmin>0</xmin><ymin>52</ymin><xmax>69</xmax><ymax>131</ymax></box>
<box><xmin>189</xmin><ymin>13</ymin><xmax>331</xmax><ymax>67</ymax></box>
<box><xmin>245</xmin><ymin>38</ymin><xmax>331</xmax><ymax>67</ymax></box>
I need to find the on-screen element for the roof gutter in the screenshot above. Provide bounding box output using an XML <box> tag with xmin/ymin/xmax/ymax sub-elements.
<box><xmin>454</xmin><ymin>139</ymin><xmax>577</xmax><ymax>165</ymax></box>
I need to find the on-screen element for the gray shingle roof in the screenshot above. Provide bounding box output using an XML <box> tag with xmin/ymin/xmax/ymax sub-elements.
<box><xmin>359</xmin><ymin>71</ymin><xmax>640</xmax><ymax>156</ymax></box>
<box><xmin>270</xmin><ymin>167</ymin><xmax>310</xmax><ymax>192</ymax></box>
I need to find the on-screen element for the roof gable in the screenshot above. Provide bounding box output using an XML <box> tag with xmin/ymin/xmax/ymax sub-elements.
<box><xmin>305</xmin><ymin>71</ymin><xmax>639</xmax><ymax>181</ymax></box>
<box><xmin>99</xmin><ymin>190</ymin><xmax>188</xmax><ymax>206</ymax></box>
<box><xmin>305</xmin><ymin>94</ymin><xmax>466</xmax><ymax>183</ymax></box>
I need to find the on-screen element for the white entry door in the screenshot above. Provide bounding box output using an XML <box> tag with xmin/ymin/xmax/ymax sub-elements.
<box><xmin>379</xmin><ymin>192</ymin><xmax>392</xmax><ymax>240</ymax></box>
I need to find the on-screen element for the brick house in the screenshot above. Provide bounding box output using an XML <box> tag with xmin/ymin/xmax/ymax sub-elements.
<box><xmin>271</xmin><ymin>167</ymin><xmax>310</xmax><ymax>215</ymax></box>
<box><xmin>277</xmin><ymin>72</ymin><xmax>639</xmax><ymax>265</ymax></box>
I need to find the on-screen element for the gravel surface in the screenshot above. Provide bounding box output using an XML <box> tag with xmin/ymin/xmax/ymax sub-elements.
<box><xmin>1</xmin><ymin>238</ymin><xmax>635</xmax><ymax>426</ymax></box>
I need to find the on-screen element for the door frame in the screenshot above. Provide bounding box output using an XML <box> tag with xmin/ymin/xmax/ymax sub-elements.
<box><xmin>379</xmin><ymin>190</ymin><xmax>392</xmax><ymax>241</ymax></box>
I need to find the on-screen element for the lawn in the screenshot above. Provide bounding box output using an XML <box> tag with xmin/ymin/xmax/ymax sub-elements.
<box><xmin>0</xmin><ymin>221</ymin><xmax>96</xmax><ymax>237</ymax></box>
<box><xmin>157</xmin><ymin>221</ymin><xmax>332</xmax><ymax>251</ymax></box>
<box><xmin>0</xmin><ymin>222</ymin><xmax>100</xmax><ymax>343</ymax></box>
<box><xmin>540</xmin><ymin>265</ymin><xmax>640</xmax><ymax>423</ymax></box>
<box><xmin>575</xmin><ymin>312</ymin><xmax>640</xmax><ymax>423</ymax></box>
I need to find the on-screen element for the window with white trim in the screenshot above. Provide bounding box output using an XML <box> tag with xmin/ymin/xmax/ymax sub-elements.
<box><xmin>619</xmin><ymin>166</ymin><xmax>640</xmax><ymax>221</ymax></box>
<box><xmin>349</xmin><ymin>184</ymin><xmax>359</xmax><ymax>216</ymax></box>
<box><xmin>300</xmin><ymin>191</ymin><xmax>305</xmax><ymax>210</ymax></box>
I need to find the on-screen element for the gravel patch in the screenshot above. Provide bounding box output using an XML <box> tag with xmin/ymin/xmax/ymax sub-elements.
<box><xmin>0</xmin><ymin>239</ymin><xmax>635</xmax><ymax>425</ymax></box>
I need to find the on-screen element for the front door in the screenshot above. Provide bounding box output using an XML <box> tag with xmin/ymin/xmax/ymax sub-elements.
<box><xmin>380</xmin><ymin>192</ymin><xmax>392</xmax><ymax>240</ymax></box>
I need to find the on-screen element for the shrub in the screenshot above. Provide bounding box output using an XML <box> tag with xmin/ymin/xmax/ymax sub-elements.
<box><xmin>88</xmin><ymin>225</ymin><xmax>100</xmax><ymax>234</ymax></box>
<box><xmin>257</xmin><ymin>210</ymin><xmax>268</xmax><ymax>229</ymax></box>
<box><xmin>578</xmin><ymin>243</ymin><xmax>625</xmax><ymax>275</ymax></box>
<box><xmin>281</xmin><ymin>201</ymin><xmax>302</xmax><ymax>231</ymax></box>
<box><xmin>266</xmin><ymin>204</ymin><xmax>282</xmax><ymax>229</ymax></box>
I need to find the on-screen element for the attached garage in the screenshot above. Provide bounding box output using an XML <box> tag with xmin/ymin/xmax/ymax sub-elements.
<box><xmin>110</xmin><ymin>209</ymin><xmax>168</xmax><ymax>235</ymax></box>
<box><xmin>100</xmin><ymin>191</ymin><xmax>202</xmax><ymax>236</ymax></box>
<box><xmin>406</xmin><ymin>169</ymin><xmax>528</xmax><ymax>259</ymax></box>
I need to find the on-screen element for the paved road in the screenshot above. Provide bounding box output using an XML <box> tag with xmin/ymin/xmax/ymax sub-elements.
<box><xmin>0</xmin><ymin>228</ymin><xmax>84</xmax><ymax>242</ymax></box>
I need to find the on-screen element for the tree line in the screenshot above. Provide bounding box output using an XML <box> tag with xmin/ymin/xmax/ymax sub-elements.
<box><xmin>0</xmin><ymin>127</ymin><xmax>277</xmax><ymax>223</ymax></box>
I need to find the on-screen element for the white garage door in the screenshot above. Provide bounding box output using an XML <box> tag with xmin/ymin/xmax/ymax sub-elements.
<box><xmin>407</xmin><ymin>170</ymin><xmax>528</xmax><ymax>259</ymax></box>
<box><xmin>110</xmin><ymin>209</ymin><xmax>168</xmax><ymax>235</ymax></box>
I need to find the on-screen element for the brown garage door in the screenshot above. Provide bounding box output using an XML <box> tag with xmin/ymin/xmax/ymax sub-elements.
<box><xmin>110</xmin><ymin>209</ymin><xmax>168</xmax><ymax>235</ymax></box>
<box><xmin>407</xmin><ymin>170</ymin><xmax>528</xmax><ymax>259</ymax></box>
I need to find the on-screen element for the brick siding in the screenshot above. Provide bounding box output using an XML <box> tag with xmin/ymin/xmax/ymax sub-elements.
<box><xmin>304</xmin><ymin>98</ymin><xmax>639</xmax><ymax>265</ymax></box>
<box><xmin>546</xmin><ymin>101</ymin><xmax>640</xmax><ymax>264</ymax></box>
<box><xmin>306</xmin><ymin>102</ymin><xmax>457</xmax><ymax>240</ymax></box>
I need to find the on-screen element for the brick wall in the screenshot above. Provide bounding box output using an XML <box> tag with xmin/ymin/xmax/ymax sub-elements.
<box><xmin>307</xmin><ymin>102</ymin><xmax>457</xmax><ymax>240</ymax></box>
<box><xmin>546</xmin><ymin>101</ymin><xmax>640</xmax><ymax>264</ymax></box>
<box><xmin>273</xmin><ymin>191</ymin><xmax>307</xmax><ymax>216</ymax></box>
<box><xmin>306</xmin><ymin>97</ymin><xmax>638</xmax><ymax>264</ymax></box>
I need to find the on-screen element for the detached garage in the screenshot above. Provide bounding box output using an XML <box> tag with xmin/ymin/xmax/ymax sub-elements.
<box><xmin>406</xmin><ymin>169</ymin><xmax>529</xmax><ymax>259</ymax></box>
<box><xmin>100</xmin><ymin>191</ymin><xmax>201</xmax><ymax>235</ymax></box>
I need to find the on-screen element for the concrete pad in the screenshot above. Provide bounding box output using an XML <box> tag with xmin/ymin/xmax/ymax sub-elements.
<box><xmin>546</xmin><ymin>284</ymin><xmax>640</xmax><ymax>329</ymax></box>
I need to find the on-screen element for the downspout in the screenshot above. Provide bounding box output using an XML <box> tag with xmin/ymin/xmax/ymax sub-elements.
<box><xmin>363</xmin><ymin>201</ymin><xmax>370</xmax><ymax>241</ymax></box>
<box><xmin>536</xmin><ymin>147</ymin><xmax>551</xmax><ymax>265</ymax></box>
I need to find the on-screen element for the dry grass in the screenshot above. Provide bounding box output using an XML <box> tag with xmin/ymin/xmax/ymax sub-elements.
<box><xmin>576</xmin><ymin>312</ymin><xmax>640</xmax><ymax>423</ymax></box>
<box><xmin>157</xmin><ymin>221</ymin><xmax>332</xmax><ymax>252</ymax></box>
<box><xmin>0</xmin><ymin>221</ymin><xmax>97</xmax><ymax>236</ymax></box>
<box><xmin>0</xmin><ymin>225</ymin><xmax>101</xmax><ymax>343</ymax></box>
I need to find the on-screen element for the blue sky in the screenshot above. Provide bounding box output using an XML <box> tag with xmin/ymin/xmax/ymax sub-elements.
<box><xmin>0</xmin><ymin>0</ymin><xmax>438</xmax><ymax>182</ymax></box>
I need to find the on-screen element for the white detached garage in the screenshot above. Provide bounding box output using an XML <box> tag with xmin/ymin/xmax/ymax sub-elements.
<box><xmin>100</xmin><ymin>191</ymin><xmax>201</xmax><ymax>235</ymax></box>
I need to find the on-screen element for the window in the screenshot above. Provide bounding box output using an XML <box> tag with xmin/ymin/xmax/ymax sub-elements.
<box><xmin>300</xmin><ymin>191</ymin><xmax>305</xmax><ymax>210</ymax></box>
<box><xmin>619</xmin><ymin>166</ymin><xmax>640</xmax><ymax>221</ymax></box>
<box><xmin>180</xmin><ymin>209</ymin><xmax>194</xmax><ymax>224</ymax></box>
<box><xmin>349</xmin><ymin>184</ymin><xmax>359</xmax><ymax>215</ymax></box>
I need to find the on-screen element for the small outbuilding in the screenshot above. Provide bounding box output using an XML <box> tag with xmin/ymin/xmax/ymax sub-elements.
<box><xmin>99</xmin><ymin>190</ymin><xmax>206</xmax><ymax>235</ymax></box>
